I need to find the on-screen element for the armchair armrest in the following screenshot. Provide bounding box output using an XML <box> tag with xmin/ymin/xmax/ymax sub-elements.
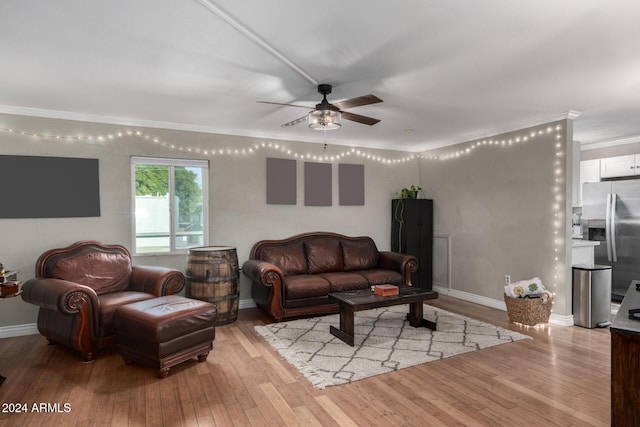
<box><xmin>130</xmin><ymin>266</ymin><xmax>185</xmax><ymax>296</ymax></box>
<box><xmin>21</xmin><ymin>278</ymin><xmax>100</xmax><ymax>360</ymax></box>
<box><xmin>378</xmin><ymin>251</ymin><xmax>418</xmax><ymax>286</ymax></box>
<box><xmin>21</xmin><ymin>278</ymin><xmax>100</xmax><ymax>315</ymax></box>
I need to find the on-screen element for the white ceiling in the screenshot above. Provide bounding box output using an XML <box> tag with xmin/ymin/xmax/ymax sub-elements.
<box><xmin>2</xmin><ymin>0</ymin><xmax>640</xmax><ymax>152</ymax></box>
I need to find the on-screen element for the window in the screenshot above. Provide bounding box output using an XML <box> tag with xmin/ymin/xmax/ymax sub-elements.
<box><xmin>131</xmin><ymin>156</ymin><xmax>208</xmax><ymax>254</ymax></box>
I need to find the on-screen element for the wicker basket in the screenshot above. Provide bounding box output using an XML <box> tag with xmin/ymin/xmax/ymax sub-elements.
<box><xmin>504</xmin><ymin>294</ymin><xmax>552</xmax><ymax>326</ymax></box>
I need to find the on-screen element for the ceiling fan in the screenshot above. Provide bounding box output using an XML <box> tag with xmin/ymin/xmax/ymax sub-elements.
<box><xmin>258</xmin><ymin>84</ymin><xmax>383</xmax><ymax>130</ymax></box>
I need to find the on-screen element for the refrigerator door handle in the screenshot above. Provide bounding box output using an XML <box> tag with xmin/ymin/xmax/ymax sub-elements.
<box><xmin>606</xmin><ymin>193</ymin><xmax>613</xmax><ymax>261</ymax></box>
<box><xmin>611</xmin><ymin>192</ymin><xmax>618</xmax><ymax>262</ymax></box>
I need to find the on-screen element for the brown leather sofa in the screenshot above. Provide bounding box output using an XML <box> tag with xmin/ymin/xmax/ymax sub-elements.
<box><xmin>242</xmin><ymin>232</ymin><xmax>418</xmax><ymax>321</ymax></box>
<box><xmin>21</xmin><ymin>240</ymin><xmax>185</xmax><ymax>362</ymax></box>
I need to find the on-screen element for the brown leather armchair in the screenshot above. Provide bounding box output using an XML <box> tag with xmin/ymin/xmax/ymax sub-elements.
<box><xmin>21</xmin><ymin>241</ymin><xmax>185</xmax><ymax>362</ymax></box>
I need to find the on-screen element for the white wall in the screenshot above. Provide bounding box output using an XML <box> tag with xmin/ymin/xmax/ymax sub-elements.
<box><xmin>0</xmin><ymin>113</ymin><xmax>417</xmax><ymax>328</ymax></box>
<box><xmin>419</xmin><ymin>120</ymin><xmax>573</xmax><ymax>318</ymax></box>
<box><xmin>0</xmin><ymin>113</ymin><xmax>575</xmax><ymax>329</ymax></box>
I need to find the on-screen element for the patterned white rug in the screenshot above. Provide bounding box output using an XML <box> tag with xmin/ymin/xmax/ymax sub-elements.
<box><xmin>255</xmin><ymin>304</ymin><xmax>531</xmax><ymax>389</ymax></box>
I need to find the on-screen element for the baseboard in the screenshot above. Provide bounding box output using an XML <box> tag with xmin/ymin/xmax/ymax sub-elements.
<box><xmin>0</xmin><ymin>323</ymin><xmax>39</xmax><ymax>338</ymax></box>
<box><xmin>549</xmin><ymin>313</ymin><xmax>575</xmax><ymax>326</ymax></box>
<box><xmin>0</xmin><ymin>299</ymin><xmax>259</xmax><ymax>339</ymax></box>
<box><xmin>433</xmin><ymin>285</ymin><xmax>507</xmax><ymax>311</ymax></box>
<box><xmin>239</xmin><ymin>298</ymin><xmax>257</xmax><ymax>309</ymax></box>
<box><xmin>433</xmin><ymin>285</ymin><xmax>574</xmax><ymax>326</ymax></box>
<box><xmin>0</xmin><ymin>295</ymin><xmax>573</xmax><ymax>339</ymax></box>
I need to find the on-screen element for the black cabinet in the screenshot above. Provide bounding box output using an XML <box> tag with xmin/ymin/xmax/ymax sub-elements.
<box><xmin>391</xmin><ymin>199</ymin><xmax>433</xmax><ymax>290</ymax></box>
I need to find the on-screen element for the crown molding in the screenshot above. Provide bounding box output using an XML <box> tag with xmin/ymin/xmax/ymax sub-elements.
<box><xmin>0</xmin><ymin>104</ymin><xmax>584</xmax><ymax>155</ymax></box>
<box><xmin>414</xmin><ymin>111</ymin><xmax>580</xmax><ymax>153</ymax></box>
<box><xmin>0</xmin><ymin>104</ymin><xmax>405</xmax><ymax>151</ymax></box>
<box><xmin>0</xmin><ymin>104</ymin><xmax>434</xmax><ymax>155</ymax></box>
<box><xmin>0</xmin><ymin>104</ymin><xmax>249</xmax><ymax>135</ymax></box>
<box><xmin>567</xmin><ymin>110</ymin><xmax>582</xmax><ymax>120</ymax></box>
<box><xmin>580</xmin><ymin>134</ymin><xmax>640</xmax><ymax>151</ymax></box>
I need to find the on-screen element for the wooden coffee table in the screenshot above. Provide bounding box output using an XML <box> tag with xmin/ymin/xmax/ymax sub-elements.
<box><xmin>327</xmin><ymin>286</ymin><xmax>438</xmax><ymax>346</ymax></box>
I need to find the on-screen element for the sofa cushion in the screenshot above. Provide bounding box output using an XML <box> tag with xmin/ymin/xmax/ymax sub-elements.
<box><xmin>260</xmin><ymin>242</ymin><xmax>308</xmax><ymax>276</ymax></box>
<box><xmin>284</xmin><ymin>275</ymin><xmax>331</xmax><ymax>300</ymax></box>
<box><xmin>285</xmin><ymin>296</ymin><xmax>332</xmax><ymax>309</ymax></box>
<box><xmin>305</xmin><ymin>238</ymin><xmax>344</xmax><ymax>274</ymax></box>
<box><xmin>356</xmin><ymin>269</ymin><xmax>403</xmax><ymax>286</ymax></box>
<box><xmin>342</xmin><ymin>239</ymin><xmax>380</xmax><ymax>272</ymax></box>
<box><xmin>51</xmin><ymin>251</ymin><xmax>132</xmax><ymax>295</ymax></box>
<box><xmin>319</xmin><ymin>272</ymin><xmax>370</xmax><ymax>292</ymax></box>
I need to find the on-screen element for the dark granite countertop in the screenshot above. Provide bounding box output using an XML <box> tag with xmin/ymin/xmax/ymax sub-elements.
<box><xmin>611</xmin><ymin>281</ymin><xmax>640</xmax><ymax>335</ymax></box>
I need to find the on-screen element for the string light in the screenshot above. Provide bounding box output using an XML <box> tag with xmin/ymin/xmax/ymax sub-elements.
<box><xmin>0</xmin><ymin>127</ymin><xmax>418</xmax><ymax>164</ymax></box>
<box><xmin>2</xmin><ymin>122</ymin><xmax>567</xmax><ymax>314</ymax></box>
<box><xmin>1</xmin><ymin>123</ymin><xmax>562</xmax><ymax>165</ymax></box>
<box><xmin>423</xmin><ymin>124</ymin><xmax>565</xmax><ymax>320</ymax></box>
<box><xmin>550</xmin><ymin>124</ymin><xmax>564</xmax><ymax>316</ymax></box>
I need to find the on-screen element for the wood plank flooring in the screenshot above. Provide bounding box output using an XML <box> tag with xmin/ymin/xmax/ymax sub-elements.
<box><xmin>0</xmin><ymin>295</ymin><xmax>611</xmax><ymax>426</ymax></box>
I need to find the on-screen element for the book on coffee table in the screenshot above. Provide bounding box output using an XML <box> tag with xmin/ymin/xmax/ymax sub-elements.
<box><xmin>374</xmin><ymin>284</ymin><xmax>399</xmax><ymax>296</ymax></box>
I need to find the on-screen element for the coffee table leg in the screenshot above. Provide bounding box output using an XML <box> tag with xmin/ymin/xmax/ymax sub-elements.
<box><xmin>407</xmin><ymin>302</ymin><xmax>436</xmax><ymax>330</ymax></box>
<box><xmin>330</xmin><ymin>308</ymin><xmax>355</xmax><ymax>346</ymax></box>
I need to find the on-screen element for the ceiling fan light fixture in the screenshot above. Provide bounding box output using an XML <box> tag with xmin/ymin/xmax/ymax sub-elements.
<box><xmin>308</xmin><ymin>109</ymin><xmax>341</xmax><ymax>130</ymax></box>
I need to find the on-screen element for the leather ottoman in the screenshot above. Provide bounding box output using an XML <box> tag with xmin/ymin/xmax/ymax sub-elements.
<box><xmin>114</xmin><ymin>295</ymin><xmax>217</xmax><ymax>378</ymax></box>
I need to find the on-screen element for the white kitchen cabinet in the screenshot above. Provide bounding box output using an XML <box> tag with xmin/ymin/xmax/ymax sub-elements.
<box><xmin>600</xmin><ymin>155</ymin><xmax>640</xmax><ymax>178</ymax></box>
<box><xmin>579</xmin><ymin>159</ymin><xmax>600</xmax><ymax>206</ymax></box>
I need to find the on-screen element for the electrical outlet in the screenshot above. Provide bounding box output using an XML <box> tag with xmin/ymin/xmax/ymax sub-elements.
<box><xmin>505</xmin><ymin>275</ymin><xmax>511</xmax><ymax>285</ymax></box>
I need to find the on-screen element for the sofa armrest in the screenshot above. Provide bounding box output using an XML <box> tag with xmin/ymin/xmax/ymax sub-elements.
<box><xmin>130</xmin><ymin>266</ymin><xmax>185</xmax><ymax>296</ymax></box>
<box><xmin>242</xmin><ymin>259</ymin><xmax>287</xmax><ymax>320</ymax></box>
<box><xmin>242</xmin><ymin>259</ymin><xmax>284</xmax><ymax>288</ymax></box>
<box><xmin>378</xmin><ymin>251</ymin><xmax>418</xmax><ymax>286</ymax></box>
<box><xmin>21</xmin><ymin>278</ymin><xmax>100</xmax><ymax>315</ymax></box>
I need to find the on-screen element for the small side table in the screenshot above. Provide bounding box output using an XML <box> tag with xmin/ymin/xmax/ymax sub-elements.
<box><xmin>0</xmin><ymin>270</ymin><xmax>22</xmax><ymax>385</ymax></box>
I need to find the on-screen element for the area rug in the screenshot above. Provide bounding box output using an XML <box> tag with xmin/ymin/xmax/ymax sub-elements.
<box><xmin>255</xmin><ymin>304</ymin><xmax>531</xmax><ymax>389</ymax></box>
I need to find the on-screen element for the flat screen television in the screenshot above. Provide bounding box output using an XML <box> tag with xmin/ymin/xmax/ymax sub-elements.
<box><xmin>0</xmin><ymin>155</ymin><xmax>100</xmax><ymax>218</ymax></box>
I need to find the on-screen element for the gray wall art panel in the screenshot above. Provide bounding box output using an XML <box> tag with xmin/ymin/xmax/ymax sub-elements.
<box><xmin>304</xmin><ymin>162</ymin><xmax>332</xmax><ymax>206</ymax></box>
<box><xmin>266</xmin><ymin>157</ymin><xmax>296</xmax><ymax>204</ymax></box>
<box><xmin>339</xmin><ymin>163</ymin><xmax>365</xmax><ymax>205</ymax></box>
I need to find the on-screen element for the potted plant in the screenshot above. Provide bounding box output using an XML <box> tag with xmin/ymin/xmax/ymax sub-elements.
<box><xmin>399</xmin><ymin>184</ymin><xmax>422</xmax><ymax>199</ymax></box>
<box><xmin>393</xmin><ymin>185</ymin><xmax>422</xmax><ymax>251</ymax></box>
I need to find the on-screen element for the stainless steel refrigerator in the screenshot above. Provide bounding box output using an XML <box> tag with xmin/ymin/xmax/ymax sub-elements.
<box><xmin>583</xmin><ymin>179</ymin><xmax>640</xmax><ymax>301</ymax></box>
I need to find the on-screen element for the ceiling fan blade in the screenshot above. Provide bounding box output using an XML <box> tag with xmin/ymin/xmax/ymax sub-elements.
<box><xmin>257</xmin><ymin>101</ymin><xmax>312</xmax><ymax>110</ymax></box>
<box><xmin>281</xmin><ymin>115</ymin><xmax>308</xmax><ymax>127</ymax></box>
<box><xmin>340</xmin><ymin>111</ymin><xmax>380</xmax><ymax>126</ymax></box>
<box><xmin>332</xmin><ymin>94</ymin><xmax>383</xmax><ymax>110</ymax></box>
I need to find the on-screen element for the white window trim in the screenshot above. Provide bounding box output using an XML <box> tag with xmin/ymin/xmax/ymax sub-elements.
<box><xmin>132</xmin><ymin>156</ymin><xmax>209</xmax><ymax>168</ymax></box>
<box><xmin>131</xmin><ymin>156</ymin><xmax>209</xmax><ymax>255</ymax></box>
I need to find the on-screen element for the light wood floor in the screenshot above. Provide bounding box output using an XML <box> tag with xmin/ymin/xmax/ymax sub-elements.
<box><xmin>0</xmin><ymin>295</ymin><xmax>611</xmax><ymax>426</ymax></box>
